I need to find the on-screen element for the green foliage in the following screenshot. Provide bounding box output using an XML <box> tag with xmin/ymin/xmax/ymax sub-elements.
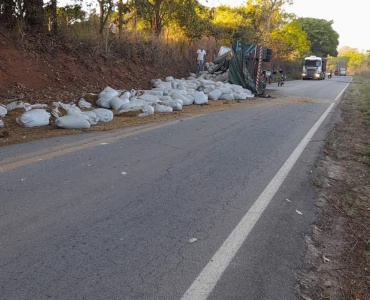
<box><xmin>270</xmin><ymin>19</ymin><xmax>309</xmax><ymax>60</ymax></box>
<box><xmin>358</xmin><ymin>78</ymin><xmax>370</xmax><ymax>123</ymax></box>
<box><xmin>296</xmin><ymin>17</ymin><xmax>339</xmax><ymax>57</ymax></box>
<box><xmin>210</xmin><ymin>5</ymin><xmax>254</xmax><ymax>44</ymax></box>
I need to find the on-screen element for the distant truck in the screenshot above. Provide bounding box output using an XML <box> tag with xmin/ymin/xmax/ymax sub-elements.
<box><xmin>302</xmin><ymin>55</ymin><xmax>327</xmax><ymax>80</ymax></box>
<box><xmin>335</xmin><ymin>63</ymin><xmax>347</xmax><ymax>76</ymax></box>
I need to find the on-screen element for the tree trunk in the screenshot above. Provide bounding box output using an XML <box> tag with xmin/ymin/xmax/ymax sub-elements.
<box><xmin>117</xmin><ymin>0</ymin><xmax>123</xmax><ymax>42</ymax></box>
<box><xmin>153</xmin><ymin>0</ymin><xmax>162</xmax><ymax>37</ymax></box>
<box><xmin>51</xmin><ymin>0</ymin><xmax>58</xmax><ymax>34</ymax></box>
<box><xmin>0</xmin><ymin>0</ymin><xmax>14</xmax><ymax>24</ymax></box>
<box><xmin>24</xmin><ymin>0</ymin><xmax>44</xmax><ymax>28</ymax></box>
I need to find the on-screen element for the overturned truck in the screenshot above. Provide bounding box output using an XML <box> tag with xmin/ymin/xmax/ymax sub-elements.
<box><xmin>208</xmin><ymin>41</ymin><xmax>272</xmax><ymax>96</ymax></box>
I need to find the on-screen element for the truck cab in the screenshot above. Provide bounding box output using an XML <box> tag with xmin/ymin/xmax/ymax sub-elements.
<box><xmin>302</xmin><ymin>55</ymin><xmax>326</xmax><ymax>80</ymax></box>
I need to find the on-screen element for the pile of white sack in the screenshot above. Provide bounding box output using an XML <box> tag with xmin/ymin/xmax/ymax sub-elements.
<box><xmin>0</xmin><ymin>72</ymin><xmax>254</xmax><ymax>130</ymax></box>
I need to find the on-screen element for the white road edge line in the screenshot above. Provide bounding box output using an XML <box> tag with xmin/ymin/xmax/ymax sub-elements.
<box><xmin>181</xmin><ymin>82</ymin><xmax>350</xmax><ymax>300</ymax></box>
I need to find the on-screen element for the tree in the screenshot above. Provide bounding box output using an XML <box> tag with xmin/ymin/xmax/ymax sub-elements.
<box><xmin>270</xmin><ymin>19</ymin><xmax>309</xmax><ymax>60</ymax></box>
<box><xmin>24</xmin><ymin>0</ymin><xmax>44</xmax><ymax>27</ymax></box>
<box><xmin>296</xmin><ymin>17</ymin><xmax>339</xmax><ymax>57</ymax></box>
<box><xmin>97</xmin><ymin>0</ymin><xmax>114</xmax><ymax>34</ymax></box>
<box><xmin>0</xmin><ymin>0</ymin><xmax>15</xmax><ymax>24</ymax></box>
<box><xmin>240</xmin><ymin>0</ymin><xmax>293</xmax><ymax>45</ymax></box>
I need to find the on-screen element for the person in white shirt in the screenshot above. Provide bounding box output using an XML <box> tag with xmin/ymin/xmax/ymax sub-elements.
<box><xmin>109</xmin><ymin>18</ymin><xmax>117</xmax><ymax>37</ymax></box>
<box><xmin>196</xmin><ymin>47</ymin><xmax>206</xmax><ymax>73</ymax></box>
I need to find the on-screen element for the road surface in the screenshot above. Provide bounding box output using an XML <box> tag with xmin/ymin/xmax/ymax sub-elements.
<box><xmin>0</xmin><ymin>75</ymin><xmax>351</xmax><ymax>300</ymax></box>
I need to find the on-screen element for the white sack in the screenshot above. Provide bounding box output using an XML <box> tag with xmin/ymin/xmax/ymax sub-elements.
<box><xmin>78</xmin><ymin>98</ymin><xmax>92</xmax><ymax>109</ymax></box>
<box><xmin>79</xmin><ymin>111</ymin><xmax>99</xmax><ymax>125</ymax></box>
<box><xmin>16</xmin><ymin>109</ymin><xmax>50</xmax><ymax>127</ymax></box>
<box><xmin>162</xmin><ymin>99</ymin><xmax>183</xmax><ymax>111</ymax></box>
<box><xmin>110</xmin><ymin>97</ymin><xmax>129</xmax><ymax>111</ymax></box>
<box><xmin>220</xmin><ymin>93</ymin><xmax>234</xmax><ymax>100</ymax></box>
<box><xmin>138</xmin><ymin>104</ymin><xmax>155</xmax><ymax>117</ymax></box>
<box><xmin>154</xmin><ymin>104</ymin><xmax>173</xmax><ymax>113</ymax></box>
<box><xmin>97</xmin><ymin>86</ymin><xmax>120</xmax><ymax>108</ymax></box>
<box><xmin>171</xmin><ymin>91</ymin><xmax>193</xmax><ymax>105</ymax></box>
<box><xmin>208</xmin><ymin>89</ymin><xmax>223</xmax><ymax>100</ymax></box>
<box><xmin>121</xmin><ymin>91</ymin><xmax>131</xmax><ymax>99</ymax></box>
<box><xmin>194</xmin><ymin>91</ymin><xmax>208</xmax><ymax>105</ymax></box>
<box><xmin>0</xmin><ymin>104</ymin><xmax>7</xmax><ymax>117</ymax></box>
<box><xmin>0</xmin><ymin>119</ymin><xmax>4</xmax><ymax>128</ymax></box>
<box><xmin>93</xmin><ymin>108</ymin><xmax>114</xmax><ymax>122</ymax></box>
<box><xmin>6</xmin><ymin>101</ymin><xmax>24</xmax><ymax>112</ymax></box>
<box><xmin>55</xmin><ymin>114</ymin><xmax>91</xmax><ymax>129</ymax></box>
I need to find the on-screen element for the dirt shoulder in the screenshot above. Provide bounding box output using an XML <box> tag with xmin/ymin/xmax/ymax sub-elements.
<box><xmin>299</xmin><ymin>80</ymin><xmax>370</xmax><ymax>299</ymax></box>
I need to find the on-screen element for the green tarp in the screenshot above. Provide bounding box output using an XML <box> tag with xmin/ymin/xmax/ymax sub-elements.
<box><xmin>209</xmin><ymin>49</ymin><xmax>257</xmax><ymax>94</ymax></box>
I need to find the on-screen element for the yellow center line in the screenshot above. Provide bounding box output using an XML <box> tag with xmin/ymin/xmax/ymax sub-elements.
<box><xmin>0</xmin><ymin>116</ymin><xmax>201</xmax><ymax>172</ymax></box>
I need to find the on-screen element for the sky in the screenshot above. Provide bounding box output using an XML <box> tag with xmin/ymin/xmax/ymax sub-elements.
<box><xmin>201</xmin><ymin>0</ymin><xmax>369</xmax><ymax>51</ymax></box>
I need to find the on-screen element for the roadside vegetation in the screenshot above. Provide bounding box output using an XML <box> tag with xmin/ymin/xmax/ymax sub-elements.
<box><xmin>1</xmin><ymin>0</ymin><xmax>370</xmax><ymax>86</ymax></box>
<box><xmin>300</xmin><ymin>73</ymin><xmax>370</xmax><ymax>299</ymax></box>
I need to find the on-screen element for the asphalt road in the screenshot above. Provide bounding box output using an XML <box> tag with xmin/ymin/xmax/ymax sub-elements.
<box><xmin>0</xmin><ymin>75</ymin><xmax>352</xmax><ymax>300</ymax></box>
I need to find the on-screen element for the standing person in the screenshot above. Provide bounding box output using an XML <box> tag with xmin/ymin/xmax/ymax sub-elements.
<box><xmin>109</xmin><ymin>18</ymin><xmax>117</xmax><ymax>37</ymax></box>
<box><xmin>196</xmin><ymin>47</ymin><xmax>206</xmax><ymax>73</ymax></box>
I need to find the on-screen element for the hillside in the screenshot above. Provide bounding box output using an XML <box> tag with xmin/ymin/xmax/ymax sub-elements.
<box><xmin>0</xmin><ymin>29</ymin><xmax>192</xmax><ymax>106</ymax></box>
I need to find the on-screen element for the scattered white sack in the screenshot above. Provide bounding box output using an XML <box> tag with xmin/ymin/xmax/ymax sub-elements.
<box><xmin>23</xmin><ymin>103</ymin><xmax>48</xmax><ymax>111</ymax></box>
<box><xmin>162</xmin><ymin>99</ymin><xmax>183</xmax><ymax>111</ymax></box>
<box><xmin>194</xmin><ymin>91</ymin><xmax>208</xmax><ymax>105</ymax></box>
<box><xmin>159</xmin><ymin>95</ymin><xmax>173</xmax><ymax>102</ymax></box>
<box><xmin>220</xmin><ymin>93</ymin><xmax>234</xmax><ymax>100</ymax></box>
<box><xmin>118</xmin><ymin>99</ymin><xmax>146</xmax><ymax>114</ymax></box>
<box><xmin>153</xmin><ymin>104</ymin><xmax>173</xmax><ymax>113</ymax></box>
<box><xmin>208</xmin><ymin>89</ymin><xmax>223</xmax><ymax>100</ymax></box>
<box><xmin>184</xmin><ymin>82</ymin><xmax>198</xmax><ymax>89</ymax></box>
<box><xmin>138</xmin><ymin>104</ymin><xmax>155</xmax><ymax>117</ymax></box>
<box><xmin>96</xmin><ymin>86</ymin><xmax>120</xmax><ymax>108</ymax></box>
<box><xmin>140</xmin><ymin>90</ymin><xmax>163</xmax><ymax>97</ymax></box>
<box><xmin>51</xmin><ymin>106</ymin><xmax>62</xmax><ymax>118</ymax></box>
<box><xmin>6</xmin><ymin>101</ymin><xmax>24</xmax><ymax>112</ymax></box>
<box><xmin>16</xmin><ymin>109</ymin><xmax>51</xmax><ymax>127</ymax></box>
<box><xmin>0</xmin><ymin>119</ymin><xmax>3</xmax><ymax>128</ymax></box>
<box><xmin>55</xmin><ymin>114</ymin><xmax>91</xmax><ymax>129</ymax></box>
<box><xmin>0</xmin><ymin>104</ymin><xmax>7</xmax><ymax>117</ymax></box>
<box><xmin>171</xmin><ymin>91</ymin><xmax>193</xmax><ymax>106</ymax></box>
<box><xmin>229</xmin><ymin>84</ymin><xmax>245</xmax><ymax>93</ymax></box>
<box><xmin>78</xmin><ymin>98</ymin><xmax>92</xmax><ymax>109</ymax></box>
<box><xmin>214</xmin><ymin>73</ymin><xmax>228</xmax><ymax>82</ymax></box>
<box><xmin>218</xmin><ymin>87</ymin><xmax>232</xmax><ymax>94</ymax></box>
<box><xmin>110</xmin><ymin>97</ymin><xmax>129</xmax><ymax>111</ymax></box>
<box><xmin>233</xmin><ymin>93</ymin><xmax>248</xmax><ymax>100</ymax></box>
<box><xmin>93</xmin><ymin>108</ymin><xmax>114</xmax><ymax>122</ymax></box>
<box><xmin>137</xmin><ymin>93</ymin><xmax>161</xmax><ymax>104</ymax></box>
<box><xmin>130</xmin><ymin>89</ymin><xmax>137</xmax><ymax>97</ymax></box>
<box><xmin>79</xmin><ymin>111</ymin><xmax>99</xmax><ymax>125</ymax></box>
<box><xmin>203</xmin><ymin>85</ymin><xmax>216</xmax><ymax>94</ymax></box>
<box><xmin>199</xmin><ymin>79</ymin><xmax>216</xmax><ymax>88</ymax></box>
<box><xmin>120</xmin><ymin>91</ymin><xmax>131</xmax><ymax>99</ymax></box>
<box><xmin>117</xmin><ymin>104</ymin><xmax>144</xmax><ymax>115</ymax></box>
<box><xmin>182</xmin><ymin>95</ymin><xmax>194</xmax><ymax>106</ymax></box>
<box><xmin>154</xmin><ymin>81</ymin><xmax>172</xmax><ymax>89</ymax></box>
<box><xmin>165</xmin><ymin>76</ymin><xmax>175</xmax><ymax>82</ymax></box>
<box><xmin>58</xmin><ymin>102</ymin><xmax>82</xmax><ymax>116</ymax></box>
